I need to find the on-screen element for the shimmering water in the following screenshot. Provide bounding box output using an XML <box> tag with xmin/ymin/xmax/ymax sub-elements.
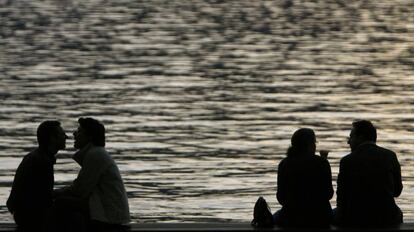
<box><xmin>1</xmin><ymin>0</ymin><xmax>414</xmax><ymax>223</ymax></box>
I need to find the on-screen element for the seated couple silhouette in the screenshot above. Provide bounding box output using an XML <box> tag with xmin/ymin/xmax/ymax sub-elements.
<box><xmin>7</xmin><ymin>118</ymin><xmax>130</xmax><ymax>232</ymax></box>
<box><xmin>252</xmin><ymin>120</ymin><xmax>403</xmax><ymax>228</ymax></box>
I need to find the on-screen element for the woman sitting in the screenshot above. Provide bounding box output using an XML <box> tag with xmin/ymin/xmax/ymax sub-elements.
<box><xmin>274</xmin><ymin>128</ymin><xmax>333</xmax><ymax>228</ymax></box>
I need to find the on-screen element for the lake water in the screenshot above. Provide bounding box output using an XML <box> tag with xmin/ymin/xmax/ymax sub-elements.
<box><xmin>1</xmin><ymin>0</ymin><xmax>414</xmax><ymax>223</ymax></box>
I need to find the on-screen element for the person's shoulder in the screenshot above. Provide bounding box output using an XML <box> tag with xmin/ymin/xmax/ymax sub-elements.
<box><xmin>278</xmin><ymin>157</ymin><xmax>287</xmax><ymax>164</ymax></box>
<box><xmin>312</xmin><ymin>154</ymin><xmax>325</xmax><ymax>161</ymax></box>
<box><xmin>15</xmin><ymin>149</ymin><xmax>42</xmax><ymax>173</ymax></box>
<box><xmin>374</xmin><ymin>145</ymin><xmax>398</xmax><ymax>162</ymax></box>
<box><xmin>20</xmin><ymin>149</ymin><xmax>40</xmax><ymax>164</ymax></box>
<box><xmin>278</xmin><ymin>157</ymin><xmax>289</xmax><ymax>168</ymax></box>
<box><xmin>339</xmin><ymin>153</ymin><xmax>352</xmax><ymax>164</ymax></box>
<box><xmin>313</xmin><ymin>154</ymin><xmax>330</xmax><ymax>163</ymax></box>
<box><xmin>89</xmin><ymin>145</ymin><xmax>108</xmax><ymax>155</ymax></box>
<box><xmin>309</xmin><ymin>155</ymin><xmax>331</xmax><ymax>169</ymax></box>
<box><xmin>375</xmin><ymin>144</ymin><xmax>396</xmax><ymax>155</ymax></box>
<box><xmin>87</xmin><ymin>146</ymin><xmax>113</xmax><ymax>164</ymax></box>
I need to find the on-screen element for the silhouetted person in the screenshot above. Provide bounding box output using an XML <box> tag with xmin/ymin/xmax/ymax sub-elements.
<box><xmin>7</xmin><ymin>121</ymin><xmax>67</xmax><ymax>231</ymax></box>
<box><xmin>275</xmin><ymin>128</ymin><xmax>333</xmax><ymax>227</ymax></box>
<box><xmin>52</xmin><ymin>117</ymin><xmax>130</xmax><ymax>232</ymax></box>
<box><xmin>334</xmin><ymin>120</ymin><xmax>403</xmax><ymax>227</ymax></box>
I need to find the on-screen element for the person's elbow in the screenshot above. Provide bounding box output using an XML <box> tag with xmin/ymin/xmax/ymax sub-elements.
<box><xmin>6</xmin><ymin>199</ymin><xmax>14</xmax><ymax>214</ymax></box>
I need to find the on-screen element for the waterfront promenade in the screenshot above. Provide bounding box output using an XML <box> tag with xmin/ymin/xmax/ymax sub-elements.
<box><xmin>0</xmin><ymin>222</ymin><xmax>413</xmax><ymax>232</ymax></box>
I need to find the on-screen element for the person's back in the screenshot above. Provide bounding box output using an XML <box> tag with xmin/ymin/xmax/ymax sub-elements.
<box><xmin>276</xmin><ymin>128</ymin><xmax>333</xmax><ymax>228</ymax></box>
<box><xmin>337</xmin><ymin>143</ymin><xmax>402</xmax><ymax>226</ymax></box>
<box><xmin>7</xmin><ymin>149</ymin><xmax>55</xmax><ymax>229</ymax></box>
<box><xmin>335</xmin><ymin>120</ymin><xmax>403</xmax><ymax>227</ymax></box>
<box><xmin>277</xmin><ymin>155</ymin><xmax>333</xmax><ymax>227</ymax></box>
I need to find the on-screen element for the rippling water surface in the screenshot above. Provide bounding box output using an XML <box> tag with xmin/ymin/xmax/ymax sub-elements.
<box><xmin>1</xmin><ymin>0</ymin><xmax>414</xmax><ymax>223</ymax></box>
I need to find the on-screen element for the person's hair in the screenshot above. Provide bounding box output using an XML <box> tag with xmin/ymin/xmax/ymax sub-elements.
<box><xmin>287</xmin><ymin>128</ymin><xmax>316</xmax><ymax>157</ymax></box>
<box><xmin>37</xmin><ymin>120</ymin><xmax>61</xmax><ymax>148</ymax></box>
<box><xmin>352</xmin><ymin>120</ymin><xmax>377</xmax><ymax>143</ymax></box>
<box><xmin>78</xmin><ymin>117</ymin><xmax>105</xmax><ymax>147</ymax></box>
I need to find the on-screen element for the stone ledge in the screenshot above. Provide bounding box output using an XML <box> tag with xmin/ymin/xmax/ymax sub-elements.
<box><xmin>0</xmin><ymin>222</ymin><xmax>413</xmax><ymax>232</ymax></box>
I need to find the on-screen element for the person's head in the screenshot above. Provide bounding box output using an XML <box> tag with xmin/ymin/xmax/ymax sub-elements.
<box><xmin>287</xmin><ymin>128</ymin><xmax>316</xmax><ymax>157</ymax></box>
<box><xmin>37</xmin><ymin>120</ymin><xmax>67</xmax><ymax>153</ymax></box>
<box><xmin>348</xmin><ymin>120</ymin><xmax>377</xmax><ymax>151</ymax></box>
<box><xmin>73</xmin><ymin>117</ymin><xmax>105</xmax><ymax>149</ymax></box>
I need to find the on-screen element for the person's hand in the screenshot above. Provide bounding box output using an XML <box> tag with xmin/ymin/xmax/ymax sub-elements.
<box><xmin>319</xmin><ymin>150</ymin><xmax>329</xmax><ymax>158</ymax></box>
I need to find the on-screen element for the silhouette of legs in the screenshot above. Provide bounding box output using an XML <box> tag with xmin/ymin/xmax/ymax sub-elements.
<box><xmin>45</xmin><ymin>196</ymin><xmax>88</xmax><ymax>232</ymax></box>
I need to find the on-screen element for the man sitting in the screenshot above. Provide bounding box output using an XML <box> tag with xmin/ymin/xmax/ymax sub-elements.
<box><xmin>335</xmin><ymin>120</ymin><xmax>403</xmax><ymax>227</ymax></box>
<box><xmin>7</xmin><ymin>121</ymin><xmax>67</xmax><ymax>230</ymax></box>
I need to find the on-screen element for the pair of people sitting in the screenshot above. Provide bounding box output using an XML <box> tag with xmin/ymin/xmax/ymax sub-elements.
<box><xmin>253</xmin><ymin>120</ymin><xmax>403</xmax><ymax>228</ymax></box>
<box><xmin>7</xmin><ymin>118</ymin><xmax>130</xmax><ymax>231</ymax></box>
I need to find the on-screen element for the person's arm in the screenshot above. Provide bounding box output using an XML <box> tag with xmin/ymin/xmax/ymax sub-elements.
<box><xmin>7</xmin><ymin>166</ymin><xmax>25</xmax><ymax>213</ymax></box>
<box><xmin>336</xmin><ymin>158</ymin><xmax>348</xmax><ymax>209</ymax></box>
<box><xmin>7</xmin><ymin>158</ymin><xmax>34</xmax><ymax>213</ymax></box>
<box><xmin>8</xmin><ymin>158</ymin><xmax>51</xmax><ymax>212</ymax></box>
<box><xmin>334</xmin><ymin>157</ymin><xmax>348</xmax><ymax>225</ymax></box>
<box><xmin>35</xmin><ymin>162</ymin><xmax>55</xmax><ymax>208</ymax></box>
<box><xmin>276</xmin><ymin>160</ymin><xmax>286</xmax><ymax>205</ymax></box>
<box><xmin>322</xmin><ymin>158</ymin><xmax>334</xmax><ymax>200</ymax></box>
<box><xmin>391</xmin><ymin>152</ymin><xmax>403</xmax><ymax>197</ymax></box>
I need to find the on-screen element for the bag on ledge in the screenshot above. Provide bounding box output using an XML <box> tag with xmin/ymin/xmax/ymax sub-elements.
<box><xmin>251</xmin><ymin>196</ymin><xmax>274</xmax><ymax>228</ymax></box>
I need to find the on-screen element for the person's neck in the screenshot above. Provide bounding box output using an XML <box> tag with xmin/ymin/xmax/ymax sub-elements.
<box><xmin>358</xmin><ymin>140</ymin><xmax>375</xmax><ymax>147</ymax></box>
<box><xmin>73</xmin><ymin>143</ymin><xmax>93</xmax><ymax>166</ymax></box>
<box><xmin>39</xmin><ymin>147</ymin><xmax>59</xmax><ymax>162</ymax></box>
<box><xmin>77</xmin><ymin>142</ymin><xmax>93</xmax><ymax>151</ymax></box>
<box><xmin>352</xmin><ymin>141</ymin><xmax>375</xmax><ymax>152</ymax></box>
<box><xmin>38</xmin><ymin>146</ymin><xmax>58</xmax><ymax>158</ymax></box>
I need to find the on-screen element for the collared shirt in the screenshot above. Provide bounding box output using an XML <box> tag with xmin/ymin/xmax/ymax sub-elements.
<box><xmin>69</xmin><ymin>143</ymin><xmax>130</xmax><ymax>224</ymax></box>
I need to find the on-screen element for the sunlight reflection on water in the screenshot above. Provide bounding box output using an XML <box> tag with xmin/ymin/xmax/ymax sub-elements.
<box><xmin>1</xmin><ymin>0</ymin><xmax>414</xmax><ymax>223</ymax></box>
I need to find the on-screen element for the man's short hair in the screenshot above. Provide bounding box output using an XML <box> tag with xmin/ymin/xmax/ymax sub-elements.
<box><xmin>352</xmin><ymin>120</ymin><xmax>377</xmax><ymax>143</ymax></box>
<box><xmin>78</xmin><ymin>117</ymin><xmax>105</xmax><ymax>147</ymax></box>
<box><xmin>37</xmin><ymin>120</ymin><xmax>61</xmax><ymax>148</ymax></box>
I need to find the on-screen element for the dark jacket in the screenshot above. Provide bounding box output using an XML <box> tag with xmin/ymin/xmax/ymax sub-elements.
<box><xmin>336</xmin><ymin>142</ymin><xmax>403</xmax><ymax>226</ymax></box>
<box><xmin>277</xmin><ymin>154</ymin><xmax>334</xmax><ymax>227</ymax></box>
<box><xmin>7</xmin><ymin>148</ymin><xmax>56</xmax><ymax>227</ymax></box>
